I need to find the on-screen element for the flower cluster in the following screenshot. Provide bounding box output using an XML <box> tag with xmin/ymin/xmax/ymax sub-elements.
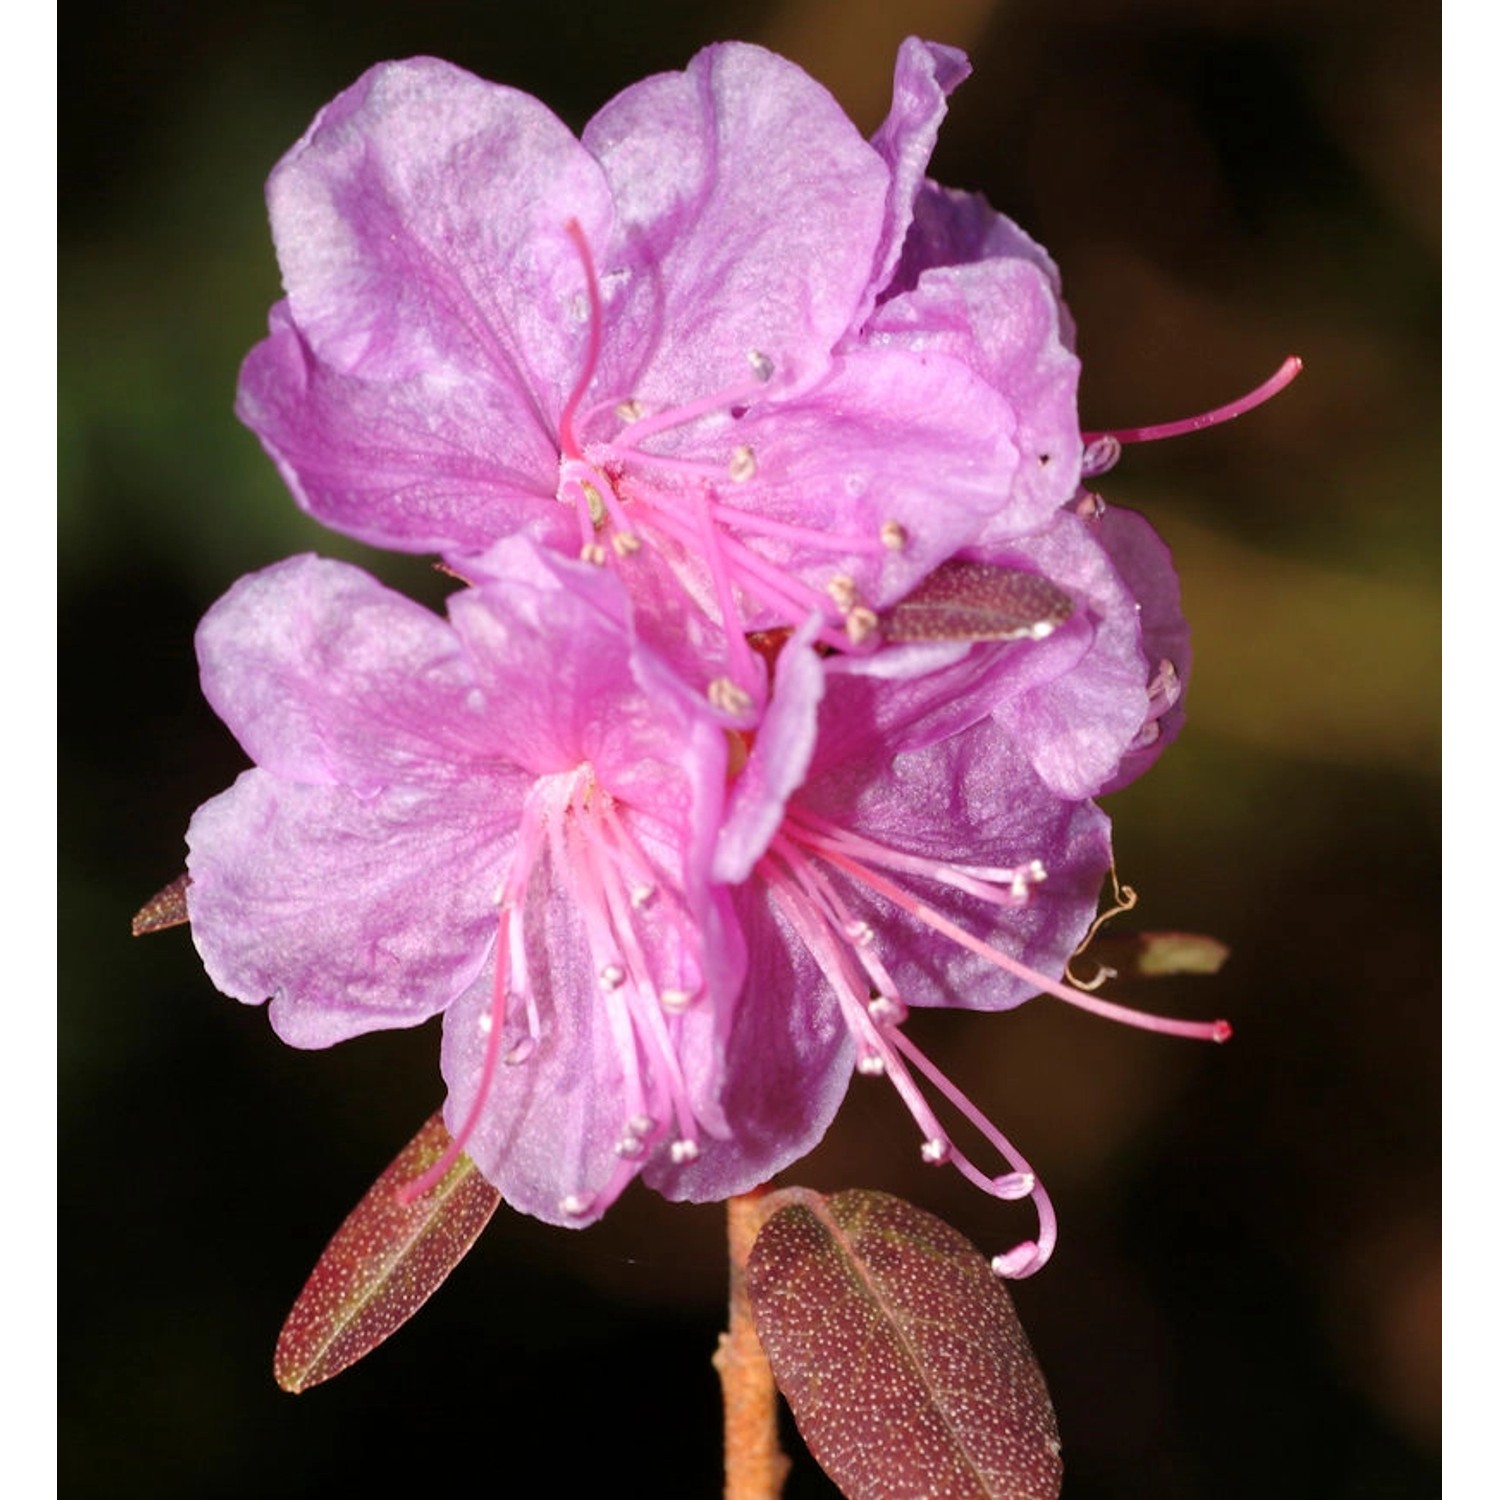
<box><xmin>187</xmin><ymin>38</ymin><xmax>1223</xmax><ymax>1276</ymax></box>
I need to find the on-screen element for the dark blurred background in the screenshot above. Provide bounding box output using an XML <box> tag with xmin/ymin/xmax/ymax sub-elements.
<box><xmin>60</xmin><ymin>1</ymin><xmax>1439</xmax><ymax>1495</ymax></box>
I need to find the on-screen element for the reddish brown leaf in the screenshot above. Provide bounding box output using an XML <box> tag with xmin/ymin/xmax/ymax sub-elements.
<box><xmin>747</xmin><ymin>1188</ymin><xmax>1061</xmax><ymax>1500</ymax></box>
<box><xmin>274</xmin><ymin>1112</ymin><xmax>501</xmax><ymax>1393</ymax></box>
<box><xmin>131</xmin><ymin>873</ymin><xmax>191</xmax><ymax>935</ymax></box>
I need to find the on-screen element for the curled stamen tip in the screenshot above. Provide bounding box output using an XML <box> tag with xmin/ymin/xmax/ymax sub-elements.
<box><xmin>991</xmin><ymin>1241</ymin><xmax>1042</xmax><ymax>1280</ymax></box>
<box><xmin>669</xmin><ymin>1139</ymin><xmax>700</xmax><ymax>1164</ymax></box>
<box><xmin>920</xmin><ymin>1137</ymin><xmax>951</xmax><ymax>1165</ymax></box>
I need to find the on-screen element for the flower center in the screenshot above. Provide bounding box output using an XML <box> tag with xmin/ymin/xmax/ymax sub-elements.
<box><xmin>399</xmin><ymin>763</ymin><xmax>711</xmax><ymax>1217</ymax></box>
<box><xmin>550</xmin><ymin>220</ymin><xmax>920</xmax><ymax>702</ymax></box>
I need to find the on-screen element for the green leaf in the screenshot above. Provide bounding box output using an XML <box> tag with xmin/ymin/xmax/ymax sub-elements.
<box><xmin>1081</xmin><ymin>929</ymin><xmax>1230</xmax><ymax>980</ymax></box>
<box><xmin>746</xmin><ymin>1189</ymin><xmax>1061</xmax><ymax>1500</ymax></box>
<box><xmin>274</xmin><ymin>1112</ymin><xmax>501</xmax><ymax>1393</ymax></box>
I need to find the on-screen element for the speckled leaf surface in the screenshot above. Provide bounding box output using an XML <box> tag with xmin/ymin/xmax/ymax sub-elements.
<box><xmin>274</xmin><ymin>1112</ymin><xmax>500</xmax><ymax>1393</ymax></box>
<box><xmin>746</xmin><ymin>1189</ymin><xmax>1061</xmax><ymax>1500</ymax></box>
<box><xmin>131</xmin><ymin>873</ymin><xmax>191</xmax><ymax>935</ymax></box>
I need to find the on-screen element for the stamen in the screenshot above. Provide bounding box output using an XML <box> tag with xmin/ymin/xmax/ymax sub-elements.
<box><xmin>560</xmin><ymin>1192</ymin><xmax>596</xmax><ymax>1218</ymax></box>
<box><xmin>747</xmin><ymin>350</ymin><xmax>774</xmax><ymax>382</ymax></box>
<box><xmin>880</xmin><ymin>520</ymin><xmax>908</xmax><ymax>551</ymax></box>
<box><xmin>1084</xmin><ymin>355</ymin><xmax>1303</xmax><ymax>448</ymax></box>
<box><xmin>557</xmin><ymin>220</ymin><xmax>606</xmax><ymax>460</ymax></box>
<box><xmin>708</xmin><ymin>677</ymin><xmax>754</xmax><ymax>717</ymax></box>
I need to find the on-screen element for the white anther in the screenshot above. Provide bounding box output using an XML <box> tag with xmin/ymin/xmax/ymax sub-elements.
<box><xmin>826</xmin><ymin>574</ymin><xmax>858</xmax><ymax>611</ymax></box>
<box><xmin>599</xmin><ymin>963</ymin><xmax>626</xmax><ymax>991</ymax></box>
<box><xmin>856</xmin><ymin>1053</ymin><xmax>886</xmax><ymax>1076</ymax></box>
<box><xmin>580</xmin><ymin>542</ymin><xmax>608</xmax><ymax>566</ymax></box>
<box><xmin>880</xmin><ymin>519</ymin><xmax>908</xmax><ymax>551</ymax></box>
<box><xmin>477</xmin><ymin>1013</ymin><xmax>493</xmax><ymax>1035</ymax></box>
<box><xmin>708</xmin><ymin>677</ymin><xmax>753</xmax><ymax>716</ymax></box>
<box><xmin>660</xmin><ymin>988</ymin><xmax>694</xmax><ymax>1013</ymax></box>
<box><xmin>616</xmin><ymin>399</ymin><xmax>645</xmax><ymax>422</ymax></box>
<box><xmin>845</xmin><ymin>606</ymin><xmax>878</xmax><ymax>645</ymax></box>
<box><xmin>1081</xmin><ymin>434</ymin><xmax>1121</xmax><ymax>478</ymax></box>
<box><xmin>747</xmin><ymin>350</ymin><xmax>774</xmax><ymax>381</ymax></box>
<box><xmin>612</xmin><ymin>532</ymin><xmax>642</xmax><ymax>558</ymax></box>
<box><xmin>505</xmin><ymin>1037</ymin><xmax>537</xmax><ymax>1065</ymax></box>
<box><xmin>560</xmin><ymin>1193</ymin><xmax>596</xmax><ymax>1218</ymax></box>
<box><xmin>729</xmin><ymin>446</ymin><xmax>756</xmax><ymax>482</ymax></box>
<box><xmin>992</xmin><ymin>1170</ymin><xmax>1036</xmax><ymax>1200</ymax></box>
<box><xmin>867</xmin><ymin>994</ymin><xmax>905</xmax><ymax>1025</ymax></box>
<box><xmin>669</xmin><ymin>1139</ymin><xmax>701</xmax><ymax>1164</ymax></box>
<box><xmin>920</xmin><ymin>1137</ymin><xmax>951</xmax><ymax>1164</ymax></box>
<box><xmin>844</xmin><ymin>919</ymin><xmax>874</xmax><ymax>946</ymax></box>
<box><xmin>627</xmin><ymin>1114</ymin><xmax>655</xmax><ymax>1137</ymax></box>
<box><xmin>630</xmin><ymin>883</ymin><xmax>656</xmax><ymax>909</ymax></box>
<box><xmin>615</xmin><ymin>1135</ymin><xmax>646</xmax><ymax>1158</ymax></box>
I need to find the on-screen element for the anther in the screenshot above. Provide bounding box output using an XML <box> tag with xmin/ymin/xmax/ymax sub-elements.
<box><xmin>599</xmin><ymin>963</ymin><xmax>626</xmax><ymax>991</ymax></box>
<box><xmin>611</xmin><ymin>532</ymin><xmax>642</xmax><ymax>558</ymax></box>
<box><xmin>616</xmin><ymin>399</ymin><xmax>645</xmax><ymax>422</ymax></box>
<box><xmin>992</xmin><ymin>1171</ymin><xmax>1036</xmax><ymax>1200</ymax></box>
<box><xmin>477</xmin><ymin>1013</ymin><xmax>493</xmax><ymax>1034</ymax></box>
<box><xmin>880</xmin><ymin>519</ymin><xmax>908</xmax><ymax>551</ymax></box>
<box><xmin>747</xmin><ymin>350</ymin><xmax>774</xmax><ymax>382</ymax></box>
<box><xmin>827</xmin><ymin>574</ymin><xmax>858</xmax><ymax>612</ymax></box>
<box><xmin>857</xmin><ymin>1053</ymin><xmax>886</xmax><ymax>1076</ymax></box>
<box><xmin>560</xmin><ymin>1193</ymin><xmax>596</xmax><ymax>1218</ymax></box>
<box><xmin>627</xmin><ymin>1114</ymin><xmax>655</xmax><ymax>1137</ymax></box>
<box><xmin>728</xmin><ymin>446</ymin><xmax>756</xmax><ymax>482</ymax></box>
<box><xmin>844</xmin><ymin>919</ymin><xmax>874</xmax><ymax>946</ymax></box>
<box><xmin>867</xmin><ymin>994</ymin><xmax>906</xmax><ymax>1026</ymax></box>
<box><xmin>660</xmin><ymin>988</ymin><xmax>693</xmax><ymax>1013</ymax></box>
<box><xmin>580</xmin><ymin>542</ymin><xmax>607</xmax><ymax>566</ymax></box>
<box><xmin>669</xmin><ymin>1139</ymin><xmax>701</xmax><ymax>1164</ymax></box>
<box><xmin>1080</xmin><ymin>434</ymin><xmax>1121</xmax><ymax>478</ymax></box>
<box><xmin>630</xmin><ymin>883</ymin><xmax>656</xmax><ymax>909</ymax></box>
<box><xmin>920</xmin><ymin>1137</ymin><xmax>951</xmax><ymax>1165</ymax></box>
<box><xmin>708</xmin><ymin>677</ymin><xmax>753</xmax><ymax>716</ymax></box>
<box><xmin>581</xmin><ymin>481</ymin><xmax>608</xmax><ymax>529</ymax></box>
<box><xmin>505</xmin><ymin>1037</ymin><xmax>536</xmax><ymax>1064</ymax></box>
<box><xmin>845</xmin><ymin>606</ymin><xmax>878</xmax><ymax>645</ymax></box>
<box><xmin>615</xmin><ymin>1135</ymin><xmax>646</xmax><ymax>1158</ymax></box>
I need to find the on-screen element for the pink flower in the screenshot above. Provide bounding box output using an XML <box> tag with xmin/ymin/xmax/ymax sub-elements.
<box><xmin>236</xmin><ymin>42</ymin><xmax>1078</xmax><ymax>702</ymax></box>
<box><xmin>186</xmin><ymin>542</ymin><xmax>751</xmax><ymax>1225</ymax></box>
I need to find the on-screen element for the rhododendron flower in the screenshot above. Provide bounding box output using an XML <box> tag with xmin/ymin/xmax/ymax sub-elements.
<box><xmin>186</xmin><ymin>541</ymin><xmax>753</xmax><ymax>1226</ymax></box>
<box><xmin>236</xmin><ymin>40</ymin><xmax>1079</xmax><ymax>701</ymax></box>
<box><xmin>693</xmin><ymin>511</ymin><xmax>1218</xmax><ymax>1276</ymax></box>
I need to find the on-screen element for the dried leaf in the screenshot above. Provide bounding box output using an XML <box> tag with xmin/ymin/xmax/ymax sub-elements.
<box><xmin>747</xmin><ymin>1189</ymin><xmax>1061</xmax><ymax>1500</ymax></box>
<box><xmin>131</xmin><ymin>873</ymin><xmax>191</xmax><ymax>935</ymax></box>
<box><xmin>275</xmin><ymin>1112</ymin><xmax>501</xmax><ymax>1393</ymax></box>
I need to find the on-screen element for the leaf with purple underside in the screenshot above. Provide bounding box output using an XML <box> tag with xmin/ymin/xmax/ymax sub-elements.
<box><xmin>275</xmin><ymin>1112</ymin><xmax>501</xmax><ymax>1393</ymax></box>
<box><xmin>746</xmin><ymin>1188</ymin><xmax>1062</xmax><ymax>1500</ymax></box>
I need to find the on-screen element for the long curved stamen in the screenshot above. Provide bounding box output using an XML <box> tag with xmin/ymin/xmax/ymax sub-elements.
<box><xmin>397</xmin><ymin>790</ymin><xmax>553</xmax><ymax>1203</ymax></box>
<box><xmin>557</xmin><ymin>220</ymin><xmax>606</xmax><ymax>460</ymax></box>
<box><xmin>1083</xmin><ymin>355</ymin><xmax>1303</xmax><ymax>448</ymax></box>
<box><xmin>762</xmin><ymin>843</ymin><xmax>1056</xmax><ymax>1273</ymax></box>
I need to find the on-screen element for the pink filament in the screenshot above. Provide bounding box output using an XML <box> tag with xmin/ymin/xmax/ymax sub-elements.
<box><xmin>1083</xmin><ymin>355</ymin><xmax>1302</xmax><ymax>447</ymax></box>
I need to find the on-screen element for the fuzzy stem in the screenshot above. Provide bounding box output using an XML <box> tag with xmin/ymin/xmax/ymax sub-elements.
<box><xmin>715</xmin><ymin>1188</ymin><xmax>789</xmax><ymax>1500</ymax></box>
